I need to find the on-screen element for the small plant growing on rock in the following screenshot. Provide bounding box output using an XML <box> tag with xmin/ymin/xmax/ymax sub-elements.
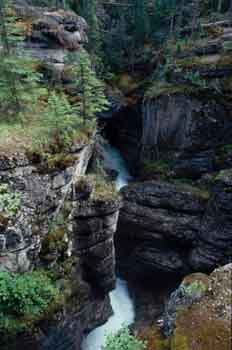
<box><xmin>0</xmin><ymin>184</ymin><xmax>21</xmax><ymax>218</ymax></box>
<box><xmin>74</xmin><ymin>176</ymin><xmax>94</xmax><ymax>200</ymax></box>
<box><xmin>183</xmin><ymin>281</ymin><xmax>207</xmax><ymax>297</ymax></box>
<box><xmin>103</xmin><ymin>326</ymin><xmax>146</xmax><ymax>350</ymax></box>
<box><xmin>92</xmin><ymin>175</ymin><xmax>118</xmax><ymax>201</ymax></box>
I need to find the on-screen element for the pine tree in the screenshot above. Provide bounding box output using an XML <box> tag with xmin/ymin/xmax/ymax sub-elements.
<box><xmin>0</xmin><ymin>0</ymin><xmax>41</xmax><ymax>121</ymax></box>
<box><xmin>35</xmin><ymin>91</ymin><xmax>81</xmax><ymax>150</ymax></box>
<box><xmin>72</xmin><ymin>51</ymin><xmax>109</xmax><ymax>124</ymax></box>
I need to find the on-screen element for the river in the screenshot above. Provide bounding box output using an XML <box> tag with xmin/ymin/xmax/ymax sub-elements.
<box><xmin>81</xmin><ymin>143</ymin><xmax>135</xmax><ymax>350</ymax></box>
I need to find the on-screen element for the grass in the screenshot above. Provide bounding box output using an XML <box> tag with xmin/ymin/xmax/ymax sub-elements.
<box><xmin>0</xmin><ymin>122</ymin><xmax>34</xmax><ymax>156</ymax></box>
<box><xmin>77</xmin><ymin>175</ymin><xmax>118</xmax><ymax>202</ymax></box>
<box><xmin>92</xmin><ymin>175</ymin><xmax>118</xmax><ymax>201</ymax></box>
<box><xmin>0</xmin><ymin>120</ymin><xmax>94</xmax><ymax>158</ymax></box>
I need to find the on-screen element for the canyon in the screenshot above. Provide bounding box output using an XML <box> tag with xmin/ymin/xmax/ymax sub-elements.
<box><xmin>0</xmin><ymin>2</ymin><xmax>231</xmax><ymax>350</ymax></box>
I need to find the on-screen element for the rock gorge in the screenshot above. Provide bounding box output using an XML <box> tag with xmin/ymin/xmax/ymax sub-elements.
<box><xmin>0</xmin><ymin>1</ymin><xmax>231</xmax><ymax>350</ymax></box>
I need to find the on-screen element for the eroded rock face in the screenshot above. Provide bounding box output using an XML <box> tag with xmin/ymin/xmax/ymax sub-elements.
<box><xmin>12</xmin><ymin>1</ymin><xmax>88</xmax><ymax>85</ymax></box>
<box><xmin>39</xmin><ymin>287</ymin><xmax>112</xmax><ymax>350</ymax></box>
<box><xmin>72</xmin><ymin>197</ymin><xmax>122</xmax><ymax>293</ymax></box>
<box><xmin>0</xmin><ymin>142</ymin><xmax>121</xmax><ymax>350</ymax></box>
<box><xmin>117</xmin><ymin>180</ymin><xmax>231</xmax><ymax>278</ymax></box>
<box><xmin>141</xmin><ymin>94</ymin><xmax>232</xmax><ymax>177</ymax></box>
<box><xmin>0</xmin><ymin>144</ymin><xmax>93</xmax><ymax>272</ymax></box>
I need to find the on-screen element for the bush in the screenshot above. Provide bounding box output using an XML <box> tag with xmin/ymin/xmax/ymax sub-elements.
<box><xmin>0</xmin><ymin>270</ymin><xmax>61</xmax><ymax>335</ymax></box>
<box><xmin>33</xmin><ymin>92</ymin><xmax>83</xmax><ymax>152</ymax></box>
<box><xmin>183</xmin><ymin>281</ymin><xmax>207</xmax><ymax>297</ymax></box>
<box><xmin>103</xmin><ymin>326</ymin><xmax>146</xmax><ymax>350</ymax></box>
<box><xmin>0</xmin><ymin>184</ymin><xmax>21</xmax><ymax>217</ymax></box>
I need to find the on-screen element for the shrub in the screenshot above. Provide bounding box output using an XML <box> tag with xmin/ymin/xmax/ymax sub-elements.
<box><xmin>33</xmin><ymin>92</ymin><xmax>83</xmax><ymax>152</ymax></box>
<box><xmin>0</xmin><ymin>270</ymin><xmax>61</xmax><ymax>335</ymax></box>
<box><xmin>183</xmin><ymin>281</ymin><xmax>207</xmax><ymax>297</ymax></box>
<box><xmin>103</xmin><ymin>326</ymin><xmax>146</xmax><ymax>350</ymax></box>
<box><xmin>0</xmin><ymin>184</ymin><xmax>21</xmax><ymax>217</ymax></box>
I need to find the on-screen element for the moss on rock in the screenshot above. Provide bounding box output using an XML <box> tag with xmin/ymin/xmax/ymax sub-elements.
<box><xmin>171</xmin><ymin>305</ymin><xmax>231</xmax><ymax>350</ymax></box>
<box><xmin>169</xmin><ymin>265</ymin><xmax>232</xmax><ymax>350</ymax></box>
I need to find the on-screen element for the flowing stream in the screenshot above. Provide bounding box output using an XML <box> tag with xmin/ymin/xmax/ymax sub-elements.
<box><xmin>81</xmin><ymin>143</ymin><xmax>135</xmax><ymax>350</ymax></box>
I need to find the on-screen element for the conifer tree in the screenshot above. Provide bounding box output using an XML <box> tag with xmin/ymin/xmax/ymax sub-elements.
<box><xmin>0</xmin><ymin>0</ymin><xmax>41</xmax><ymax>121</ymax></box>
<box><xmin>36</xmin><ymin>91</ymin><xmax>81</xmax><ymax>150</ymax></box>
<box><xmin>72</xmin><ymin>51</ymin><xmax>109</xmax><ymax>124</ymax></box>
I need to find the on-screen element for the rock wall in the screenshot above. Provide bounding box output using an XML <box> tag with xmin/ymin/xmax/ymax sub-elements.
<box><xmin>72</xmin><ymin>198</ymin><xmax>121</xmax><ymax>293</ymax></box>
<box><xmin>141</xmin><ymin>93</ymin><xmax>232</xmax><ymax>178</ymax></box>
<box><xmin>117</xmin><ymin>179</ymin><xmax>232</xmax><ymax>279</ymax></box>
<box><xmin>13</xmin><ymin>2</ymin><xmax>88</xmax><ymax>66</ymax></box>
<box><xmin>0</xmin><ymin>143</ymin><xmax>93</xmax><ymax>272</ymax></box>
<box><xmin>0</xmin><ymin>143</ymin><xmax>123</xmax><ymax>350</ymax></box>
<box><xmin>39</xmin><ymin>286</ymin><xmax>112</xmax><ymax>350</ymax></box>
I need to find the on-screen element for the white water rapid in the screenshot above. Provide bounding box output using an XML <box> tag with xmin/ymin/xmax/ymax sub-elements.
<box><xmin>81</xmin><ymin>143</ymin><xmax>135</xmax><ymax>350</ymax></box>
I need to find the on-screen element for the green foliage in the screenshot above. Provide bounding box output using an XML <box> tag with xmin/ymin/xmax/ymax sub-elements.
<box><xmin>183</xmin><ymin>281</ymin><xmax>207</xmax><ymax>297</ymax></box>
<box><xmin>33</xmin><ymin>91</ymin><xmax>82</xmax><ymax>152</ymax></box>
<box><xmin>183</xmin><ymin>71</ymin><xmax>207</xmax><ymax>88</ymax></box>
<box><xmin>0</xmin><ymin>0</ymin><xmax>42</xmax><ymax>120</ymax></box>
<box><xmin>41</xmin><ymin>226</ymin><xmax>67</xmax><ymax>259</ymax></box>
<box><xmin>71</xmin><ymin>51</ymin><xmax>109</xmax><ymax>122</ymax></box>
<box><xmin>0</xmin><ymin>270</ymin><xmax>61</xmax><ymax>335</ymax></box>
<box><xmin>0</xmin><ymin>184</ymin><xmax>21</xmax><ymax>217</ymax></box>
<box><xmin>103</xmin><ymin>326</ymin><xmax>146</xmax><ymax>350</ymax></box>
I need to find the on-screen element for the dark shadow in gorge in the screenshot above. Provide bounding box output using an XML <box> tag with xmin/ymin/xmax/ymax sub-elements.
<box><xmin>101</xmin><ymin>103</ymin><xmax>143</xmax><ymax>176</ymax></box>
<box><xmin>114</xmin><ymin>233</ymin><xmax>182</xmax><ymax>331</ymax></box>
<box><xmin>101</xmin><ymin>105</ymin><xmax>182</xmax><ymax>331</ymax></box>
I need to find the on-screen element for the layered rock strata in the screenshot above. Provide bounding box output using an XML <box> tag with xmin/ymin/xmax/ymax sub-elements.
<box><xmin>117</xmin><ymin>180</ymin><xmax>232</xmax><ymax>278</ymax></box>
